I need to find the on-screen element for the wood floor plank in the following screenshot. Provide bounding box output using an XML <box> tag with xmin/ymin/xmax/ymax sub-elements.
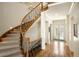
<box><xmin>35</xmin><ymin>41</ymin><xmax>74</xmax><ymax>57</ymax></box>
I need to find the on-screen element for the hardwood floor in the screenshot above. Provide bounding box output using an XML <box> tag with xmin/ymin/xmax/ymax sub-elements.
<box><xmin>35</xmin><ymin>41</ymin><xmax>74</xmax><ymax>57</ymax></box>
<box><xmin>36</xmin><ymin>43</ymin><xmax>53</xmax><ymax>57</ymax></box>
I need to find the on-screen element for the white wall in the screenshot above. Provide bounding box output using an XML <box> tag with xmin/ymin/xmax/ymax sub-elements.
<box><xmin>25</xmin><ymin>18</ymin><xmax>41</xmax><ymax>42</ymax></box>
<box><xmin>0</xmin><ymin>2</ymin><xmax>29</xmax><ymax>36</ymax></box>
<box><xmin>45</xmin><ymin>21</ymin><xmax>50</xmax><ymax>44</ymax></box>
<box><xmin>41</xmin><ymin>11</ymin><xmax>46</xmax><ymax>49</ymax></box>
<box><xmin>68</xmin><ymin>2</ymin><xmax>79</xmax><ymax>56</ymax></box>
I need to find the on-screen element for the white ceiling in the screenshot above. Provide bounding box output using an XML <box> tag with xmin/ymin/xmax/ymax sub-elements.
<box><xmin>46</xmin><ymin>2</ymin><xmax>79</xmax><ymax>21</ymax></box>
<box><xmin>20</xmin><ymin>2</ymin><xmax>79</xmax><ymax>22</ymax></box>
<box><xmin>20</xmin><ymin>2</ymin><xmax>39</xmax><ymax>9</ymax></box>
<box><xmin>46</xmin><ymin>2</ymin><xmax>72</xmax><ymax>20</ymax></box>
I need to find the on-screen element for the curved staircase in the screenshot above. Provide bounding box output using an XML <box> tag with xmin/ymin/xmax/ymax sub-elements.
<box><xmin>0</xmin><ymin>2</ymin><xmax>48</xmax><ymax>57</ymax></box>
<box><xmin>0</xmin><ymin>2</ymin><xmax>74</xmax><ymax>57</ymax></box>
<box><xmin>0</xmin><ymin>29</ymin><xmax>23</xmax><ymax>57</ymax></box>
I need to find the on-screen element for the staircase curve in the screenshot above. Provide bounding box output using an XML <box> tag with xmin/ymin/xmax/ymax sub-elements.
<box><xmin>0</xmin><ymin>2</ymin><xmax>48</xmax><ymax>57</ymax></box>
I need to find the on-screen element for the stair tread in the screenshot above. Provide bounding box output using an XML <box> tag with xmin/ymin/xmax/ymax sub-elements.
<box><xmin>0</xmin><ymin>44</ymin><xmax>19</xmax><ymax>50</ymax></box>
<box><xmin>7</xmin><ymin>34</ymin><xmax>20</xmax><ymax>37</ymax></box>
<box><xmin>8</xmin><ymin>54</ymin><xmax>23</xmax><ymax>57</ymax></box>
<box><xmin>2</xmin><ymin>37</ymin><xmax>20</xmax><ymax>41</ymax></box>
<box><xmin>10</xmin><ymin>31</ymin><xmax>20</xmax><ymax>33</ymax></box>
<box><xmin>0</xmin><ymin>40</ymin><xmax>19</xmax><ymax>44</ymax></box>
<box><xmin>0</xmin><ymin>40</ymin><xmax>19</xmax><ymax>46</ymax></box>
<box><xmin>0</xmin><ymin>49</ymin><xmax>21</xmax><ymax>57</ymax></box>
<box><xmin>11</xmin><ymin>55</ymin><xmax>23</xmax><ymax>57</ymax></box>
<box><xmin>8</xmin><ymin>52</ymin><xmax>23</xmax><ymax>57</ymax></box>
<box><xmin>2</xmin><ymin>36</ymin><xmax>19</xmax><ymax>39</ymax></box>
<box><xmin>13</xmin><ymin>29</ymin><xmax>19</xmax><ymax>31</ymax></box>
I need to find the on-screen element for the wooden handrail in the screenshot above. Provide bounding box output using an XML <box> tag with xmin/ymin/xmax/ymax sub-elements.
<box><xmin>20</xmin><ymin>2</ymin><xmax>42</xmax><ymax>57</ymax></box>
<box><xmin>0</xmin><ymin>2</ymin><xmax>48</xmax><ymax>57</ymax></box>
<box><xmin>22</xmin><ymin>3</ymin><xmax>41</xmax><ymax>23</ymax></box>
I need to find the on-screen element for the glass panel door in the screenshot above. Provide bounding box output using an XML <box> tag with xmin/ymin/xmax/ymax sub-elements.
<box><xmin>53</xmin><ymin>23</ymin><xmax>65</xmax><ymax>56</ymax></box>
<box><xmin>54</xmin><ymin>41</ymin><xmax>59</xmax><ymax>55</ymax></box>
<box><xmin>54</xmin><ymin>40</ymin><xmax>64</xmax><ymax>56</ymax></box>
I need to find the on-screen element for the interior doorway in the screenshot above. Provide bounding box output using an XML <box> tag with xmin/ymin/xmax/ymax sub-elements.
<box><xmin>51</xmin><ymin>20</ymin><xmax>65</xmax><ymax>56</ymax></box>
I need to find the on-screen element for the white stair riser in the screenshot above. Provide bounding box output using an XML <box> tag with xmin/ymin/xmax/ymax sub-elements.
<box><xmin>0</xmin><ymin>49</ymin><xmax>21</xmax><ymax>57</ymax></box>
<box><xmin>0</xmin><ymin>45</ymin><xmax>20</xmax><ymax>50</ymax></box>
<box><xmin>10</xmin><ymin>31</ymin><xmax>20</xmax><ymax>34</ymax></box>
<box><xmin>7</xmin><ymin>34</ymin><xmax>20</xmax><ymax>37</ymax></box>
<box><xmin>0</xmin><ymin>46</ymin><xmax>20</xmax><ymax>53</ymax></box>
<box><xmin>6</xmin><ymin>52</ymin><xmax>23</xmax><ymax>57</ymax></box>
<box><xmin>2</xmin><ymin>37</ymin><xmax>19</xmax><ymax>39</ymax></box>
<box><xmin>3</xmin><ymin>38</ymin><xmax>20</xmax><ymax>41</ymax></box>
<box><xmin>0</xmin><ymin>29</ymin><xmax>23</xmax><ymax>57</ymax></box>
<box><xmin>0</xmin><ymin>41</ymin><xmax>20</xmax><ymax>47</ymax></box>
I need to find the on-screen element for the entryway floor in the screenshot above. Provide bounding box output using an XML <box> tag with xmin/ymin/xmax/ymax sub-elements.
<box><xmin>36</xmin><ymin>40</ymin><xmax>73</xmax><ymax>57</ymax></box>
